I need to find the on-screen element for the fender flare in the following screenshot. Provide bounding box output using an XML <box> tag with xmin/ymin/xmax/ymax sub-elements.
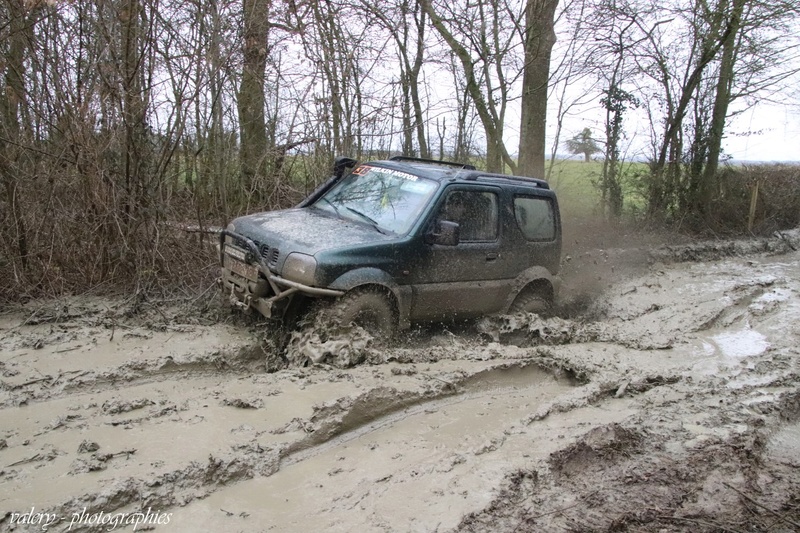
<box><xmin>328</xmin><ymin>268</ymin><xmax>412</xmax><ymax>330</ymax></box>
<box><xmin>502</xmin><ymin>266</ymin><xmax>561</xmax><ymax>313</ymax></box>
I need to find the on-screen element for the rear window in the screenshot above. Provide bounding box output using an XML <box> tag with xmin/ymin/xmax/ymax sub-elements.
<box><xmin>514</xmin><ymin>196</ymin><xmax>556</xmax><ymax>241</ymax></box>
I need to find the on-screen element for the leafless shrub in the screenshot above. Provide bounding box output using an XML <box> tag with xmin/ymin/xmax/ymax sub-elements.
<box><xmin>708</xmin><ymin>164</ymin><xmax>800</xmax><ymax>235</ymax></box>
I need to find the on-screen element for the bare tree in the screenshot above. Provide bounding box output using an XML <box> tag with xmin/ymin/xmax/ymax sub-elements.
<box><xmin>362</xmin><ymin>0</ymin><xmax>430</xmax><ymax>158</ymax></box>
<box><xmin>0</xmin><ymin>0</ymin><xmax>33</xmax><ymax>275</ymax></box>
<box><xmin>423</xmin><ymin>0</ymin><xmax>520</xmax><ymax>173</ymax></box>
<box><xmin>634</xmin><ymin>0</ymin><xmax>800</xmax><ymax>220</ymax></box>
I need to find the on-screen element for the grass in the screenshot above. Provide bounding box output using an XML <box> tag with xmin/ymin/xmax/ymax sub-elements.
<box><xmin>545</xmin><ymin>159</ymin><xmax>650</xmax><ymax>219</ymax></box>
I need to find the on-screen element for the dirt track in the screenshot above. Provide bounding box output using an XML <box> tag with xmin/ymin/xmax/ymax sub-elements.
<box><xmin>1</xmin><ymin>230</ymin><xmax>799</xmax><ymax>532</ymax></box>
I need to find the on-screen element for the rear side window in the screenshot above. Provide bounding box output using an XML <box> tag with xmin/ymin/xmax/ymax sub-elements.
<box><xmin>514</xmin><ymin>196</ymin><xmax>555</xmax><ymax>241</ymax></box>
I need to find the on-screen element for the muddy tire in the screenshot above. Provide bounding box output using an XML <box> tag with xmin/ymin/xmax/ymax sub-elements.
<box><xmin>331</xmin><ymin>288</ymin><xmax>397</xmax><ymax>338</ymax></box>
<box><xmin>510</xmin><ymin>290</ymin><xmax>551</xmax><ymax>315</ymax></box>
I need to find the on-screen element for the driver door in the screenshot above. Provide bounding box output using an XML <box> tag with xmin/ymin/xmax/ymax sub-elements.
<box><xmin>408</xmin><ymin>186</ymin><xmax>510</xmax><ymax>320</ymax></box>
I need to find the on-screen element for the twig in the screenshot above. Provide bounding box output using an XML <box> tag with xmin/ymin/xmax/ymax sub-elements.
<box><xmin>11</xmin><ymin>376</ymin><xmax>52</xmax><ymax>389</ymax></box>
<box><xmin>6</xmin><ymin>453</ymin><xmax>47</xmax><ymax>468</ymax></box>
<box><xmin>110</xmin><ymin>448</ymin><xmax>137</xmax><ymax>458</ymax></box>
<box><xmin>163</xmin><ymin>221</ymin><xmax>222</xmax><ymax>234</ymax></box>
<box><xmin>526</xmin><ymin>491</ymin><xmax>599</xmax><ymax>521</ymax></box>
<box><xmin>192</xmin><ymin>281</ymin><xmax>218</xmax><ymax>305</ymax></box>
<box><xmin>656</xmin><ymin>515</ymin><xmax>745</xmax><ymax>533</ymax></box>
<box><xmin>54</xmin><ymin>345</ymin><xmax>82</xmax><ymax>354</ymax></box>
<box><xmin>425</xmin><ymin>374</ymin><xmax>455</xmax><ymax>387</ymax></box>
<box><xmin>723</xmin><ymin>482</ymin><xmax>800</xmax><ymax>530</ymax></box>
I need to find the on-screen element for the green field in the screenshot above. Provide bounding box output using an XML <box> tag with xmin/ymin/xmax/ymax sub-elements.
<box><xmin>545</xmin><ymin>159</ymin><xmax>648</xmax><ymax>219</ymax></box>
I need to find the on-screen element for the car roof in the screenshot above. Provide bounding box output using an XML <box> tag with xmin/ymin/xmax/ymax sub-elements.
<box><xmin>368</xmin><ymin>156</ymin><xmax>552</xmax><ymax>191</ymax></box>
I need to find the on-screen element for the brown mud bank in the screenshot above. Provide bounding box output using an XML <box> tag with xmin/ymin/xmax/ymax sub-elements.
<box><xmin>1</xmin><ymin>231</ymin><xmax>799</xmax><ymax>532</ymax></box>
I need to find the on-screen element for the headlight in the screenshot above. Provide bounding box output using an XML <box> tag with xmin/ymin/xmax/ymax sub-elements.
<box><xmin>225</xmin><ymin>223</ymin><xmax>236</xmax><ymax>244</ymax></box>
<box><xmin>282</xmin><ymin>253</ymin><xmax>317</xmax><ymax>286</ymax></box>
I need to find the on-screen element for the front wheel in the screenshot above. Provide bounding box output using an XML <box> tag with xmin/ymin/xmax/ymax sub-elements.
<box><xmin>331</xmin><ymin>288</ymin><xmax>398</xmax><ymax>338</ymax></box>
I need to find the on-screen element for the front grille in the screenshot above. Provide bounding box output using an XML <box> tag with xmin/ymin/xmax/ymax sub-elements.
<box><xmin>251</xmin><ymin>239</ymin><xmax>280</xmax><ymax>268</ymax></box>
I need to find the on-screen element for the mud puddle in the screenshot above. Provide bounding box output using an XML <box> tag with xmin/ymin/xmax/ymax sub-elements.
<box><xmin>175</xmin><ymin>366</ymin><xmax>634</xmax><ymax>532</ymax></box>
<box><xmin>766</xmin><ymin>421</ymin><xmax>800</xmax><ymax>466</ymax></box>
<box><xmin>283</xmin><ymin>364</ymin><xmax>578</xmax><ymax>464</ymax></box>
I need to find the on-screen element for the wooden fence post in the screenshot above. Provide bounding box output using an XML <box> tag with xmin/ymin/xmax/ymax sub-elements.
<box><xmin>747</xmin><ymin>177</ymin><xmax>761</xmax><ymax>234</ymax></box>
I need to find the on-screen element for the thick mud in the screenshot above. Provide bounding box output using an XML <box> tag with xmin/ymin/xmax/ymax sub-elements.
<box><xmin>1</xmin><ymin>230</ymin><xmax>799</xmax><ymax>532</ymax></box>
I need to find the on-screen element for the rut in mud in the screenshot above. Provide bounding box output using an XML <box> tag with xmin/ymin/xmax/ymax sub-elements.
<box><xmin>1</xmin><ymin>230</ymin><xmax>799</xmax><ymax>532</ymax></box>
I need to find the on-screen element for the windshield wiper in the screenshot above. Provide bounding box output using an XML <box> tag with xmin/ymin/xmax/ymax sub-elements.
<box><xmin>318</xmin><ymin>197</ymin><xmax>341</xmax><ymax>216</ymax></box>
<box><xmin>345</xmin><ymin>207</ymin><xmax>388</xmax><ymax>234</ymax></box>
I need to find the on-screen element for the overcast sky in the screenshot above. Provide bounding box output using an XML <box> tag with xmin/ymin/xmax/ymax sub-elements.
<box><xmin>725</xmin><ymin>104</ymin><xmax>799</xmax><ymax>162</ymax></box>
<box><xmin>539</xmin><ymin>96</ymin><xmax>799</xmax><ymax>163</ymax></box>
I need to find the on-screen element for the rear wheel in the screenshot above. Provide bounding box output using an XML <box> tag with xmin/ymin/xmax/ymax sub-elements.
<box><xmin>510</xmin><ymin>290</ymin><xmax>551</xmax><ymax>315</ymax></box>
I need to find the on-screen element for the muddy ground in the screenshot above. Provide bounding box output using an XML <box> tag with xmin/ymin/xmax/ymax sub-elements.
<box><xmin>1</xmin><ymin>229</ymin><xmax>799</xmax><ymax>532</ymax></box>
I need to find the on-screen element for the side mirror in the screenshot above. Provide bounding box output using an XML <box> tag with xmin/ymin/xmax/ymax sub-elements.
<box><xmin>333</xmin><ymin>156</ymin><xmax>357</xmax><ymax>179</ymax></box>
<box><xmin>427</xmin><ymin>220</ymin><xmax>460</xmax><ymax>246</ymax></box>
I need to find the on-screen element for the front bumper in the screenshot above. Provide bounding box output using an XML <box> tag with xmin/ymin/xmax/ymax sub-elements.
<box><xmin>218</xmin><ymin>230</ymin><xmax>344</xmax><ymax>318</ymax></box>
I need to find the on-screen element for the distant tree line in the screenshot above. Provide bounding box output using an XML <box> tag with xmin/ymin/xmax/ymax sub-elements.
<box><xmin>1</xmin><ymin>0</ymin><xmax>798</xmax><ymax>299</ymax></box>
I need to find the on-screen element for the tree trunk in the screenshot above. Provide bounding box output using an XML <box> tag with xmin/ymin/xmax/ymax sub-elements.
<box><xmin>700</xmin><ymin>0</ymin><xmax>745</xmax><ymax>209</ymax></box>
<box><xmin>423</xmin><ymin>0</ymin><xmax>516</xmax><ymax>173</ymax></box>
<box><xmin>410</xmin><ymin>8</ymin><xmax>429</xmax><ymax>158</ymax></box>
<box><xmin>0</xmin><ymin>0</ymin><xmax>31</xmax><ymax>271</ymax></box>
<box><xmin>518</xmin><ymin>0</ymin><xmax>558</xmax><ymax>179</ymax></box>
<box><xmin>238</xmin><ymin>0</ymin><xmax>270</xmax><ymax>195</ymax></box>
<box><xmin>121</xmin><ymin>0</ymin><xmax>148</xmax><ymax>224</ymax></box>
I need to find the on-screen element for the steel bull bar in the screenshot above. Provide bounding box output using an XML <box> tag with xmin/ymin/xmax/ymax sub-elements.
<box><xmin>218</xmin><ymin>229</ymin><xmax>343</xmax><ymax>318</ymax></box>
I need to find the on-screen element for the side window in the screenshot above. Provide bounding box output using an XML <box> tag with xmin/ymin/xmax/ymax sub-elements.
<box><xmin>439</xmin><ymin>190</ymin><xmax>498</xmax><ymax>242</ymax></box>
<box><xmin>514</xmin><ymin>196</ymin><xmax>555</xmax><ymax>241</ymax></box>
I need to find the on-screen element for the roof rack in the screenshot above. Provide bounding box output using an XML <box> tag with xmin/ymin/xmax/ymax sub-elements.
<box><xmin>464</xmin><ymin>173</ymin><xmax>550</xmax><ymax>189</ymax></box>
<box><xmin>389</xmin><ymin>155</ymin><xmax>476</xmax><ymax>171</ymax></box>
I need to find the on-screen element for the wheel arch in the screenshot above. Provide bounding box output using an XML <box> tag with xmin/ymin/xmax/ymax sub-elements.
<box><xmin>328</xmin><ymin>268</ymin><xmax>411</xmax><ymax>330</ymax></box>
<box><xmin>503</xmin><ymin>266</ymin><xmax>560</xmax><ymax>313</ymax></box>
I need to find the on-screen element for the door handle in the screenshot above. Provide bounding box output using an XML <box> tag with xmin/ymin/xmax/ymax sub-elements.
<box><xmin>486</xmin><ymin>252</ymin><xmax>498</xmax><ymax>261</ymax></box>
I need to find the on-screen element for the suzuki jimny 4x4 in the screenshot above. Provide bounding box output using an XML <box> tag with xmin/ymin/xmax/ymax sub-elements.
<box><xmin>219</xmin><ymin>156</ymin><xmax>561</xmax><ymax>336</ymax></box>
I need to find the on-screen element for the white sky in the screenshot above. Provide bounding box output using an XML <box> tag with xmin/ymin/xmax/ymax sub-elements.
<box><xmin>539</xmin><ymin>97</ymin><xmax>799</xmax><ymax>163</ymax></box>
<box><xmin>725</xmin><ymin>104</ymin><xmax>799</xmax><ymax>162</ymax></box>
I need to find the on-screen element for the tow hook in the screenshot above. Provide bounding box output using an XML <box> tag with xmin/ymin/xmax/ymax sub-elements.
<box><xmin>229</xmin><ymin>286</ymin><xmax>251</xmax><ymax>311</ymax></box>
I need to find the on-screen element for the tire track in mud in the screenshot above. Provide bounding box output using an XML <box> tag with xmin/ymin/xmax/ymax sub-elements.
<box><xmin>451</xmin><ymin>251</ymin><xmax>800</xmax><ymax>532</ymax></box>
<box><xmin>0</xmin><ymin>269</ymin><xmax>763</xmax><ymax>532</ymax></box>
<box><xmin>454</xmin><ymin>385</ymin><xmax>800</xmax><ymax>533</ymax></box>
<box><xmin>160</xmin><ymin>362</ymin><xmax>604</xmax><ymax>532</ymax></box>
<box><xmin>0</xmin><ymin>321</ymin><xmax>269</xmax><ymax>407</ymax></box>
<box><xmin>279</xmin><ymin>363</ymin><xmax>581</xmax><ymax>466</ymax></box>
<box><xmin>0</xmin><ymin>359</ymin><xmax>587</xmax><ymax>533</ymax></box>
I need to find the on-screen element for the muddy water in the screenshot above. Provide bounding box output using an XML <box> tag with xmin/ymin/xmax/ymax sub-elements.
<box><xmin>0</xmin><ymin>376</ymin><xmax>345</xmax><ymax>511</ymax></box>
<box><xmin>175</xmin><ymin>367</ymin><xmax>634</xmax><ymax>532</ymax></box>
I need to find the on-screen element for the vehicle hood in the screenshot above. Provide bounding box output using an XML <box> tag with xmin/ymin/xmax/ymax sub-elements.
<box><xmin>231</xmin><ymin>207</ymin><xmax>395</xmax><ymax>256</ymax></box>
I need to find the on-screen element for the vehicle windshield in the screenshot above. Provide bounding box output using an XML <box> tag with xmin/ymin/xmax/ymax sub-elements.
<box><xmin>313</xmin><ymin>165</ymin><xmax>438</xmax><ymax>234</ymax></box>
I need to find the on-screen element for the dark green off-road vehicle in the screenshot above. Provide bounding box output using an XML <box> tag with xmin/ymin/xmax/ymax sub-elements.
<box><xmin>220</xmin><ymin>156</ymin><xmax>561</xmax><ymax>336</ymax></box>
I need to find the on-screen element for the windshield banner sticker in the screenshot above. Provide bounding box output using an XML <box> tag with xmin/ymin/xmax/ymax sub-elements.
<box><xmin>354</xmin><ymin>165</ymin><xmax>418</xmax><ymax>182</ymax></box>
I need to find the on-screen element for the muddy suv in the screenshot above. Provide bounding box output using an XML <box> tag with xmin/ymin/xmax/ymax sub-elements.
<box><xmin>220</xmin><ymin>156</ymin><xmax>561</xmax><ymax>335</ymax></box>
